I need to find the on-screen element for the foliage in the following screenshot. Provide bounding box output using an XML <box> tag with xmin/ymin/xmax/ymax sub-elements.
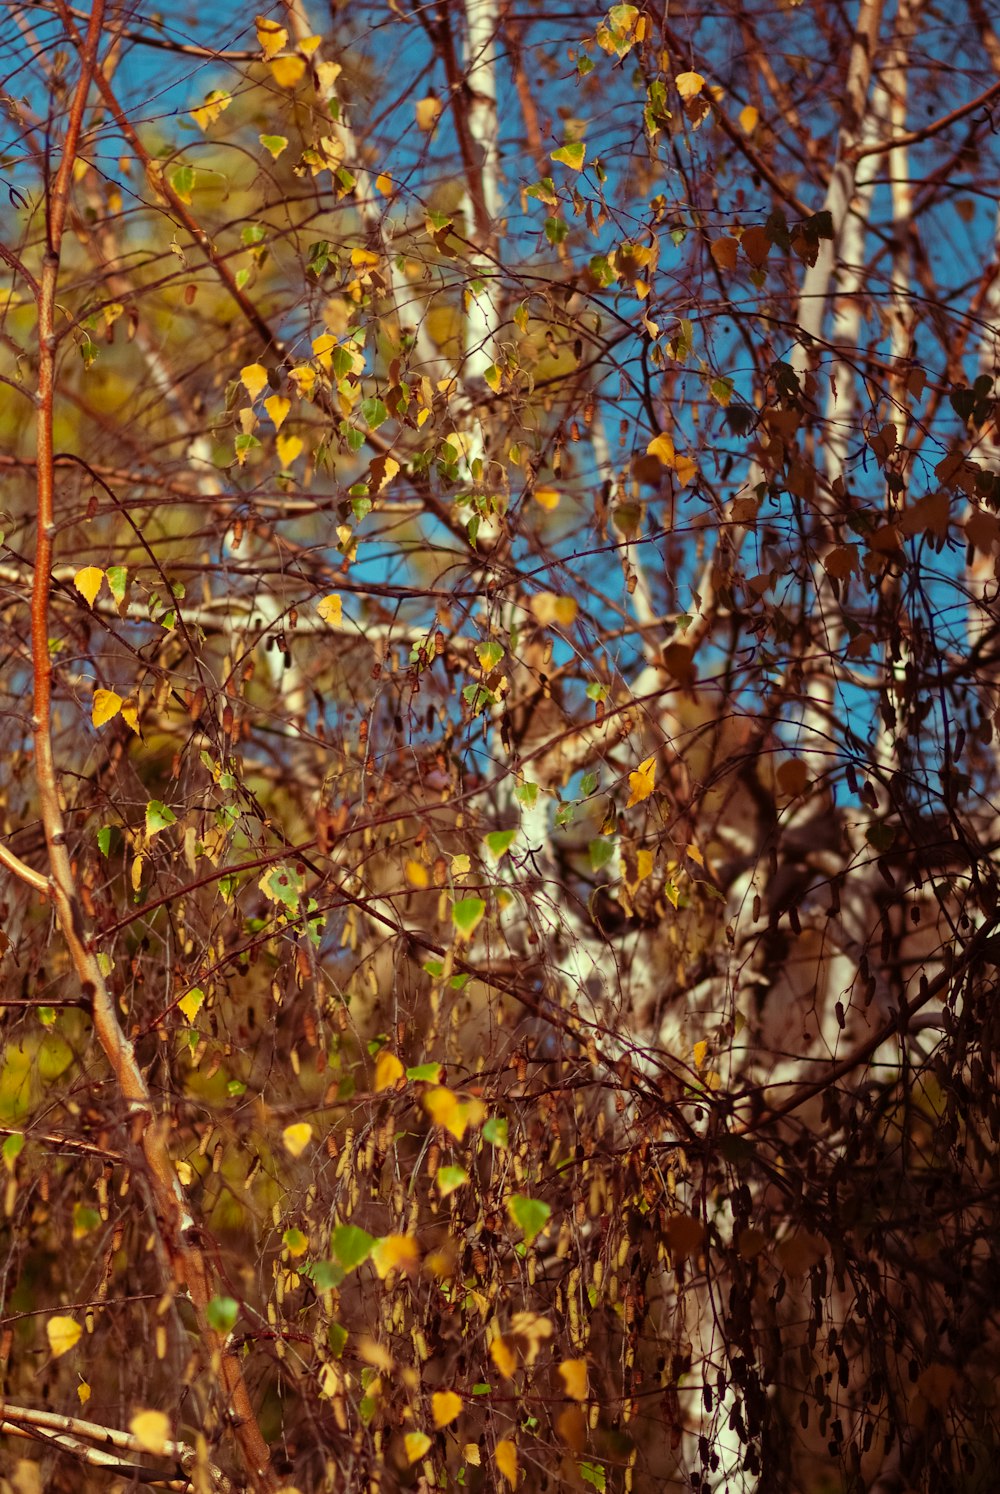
<box><xmin>0</xmin><ymin>0</ymin><xmax>999</xmax><ymax>1491</ymax></box>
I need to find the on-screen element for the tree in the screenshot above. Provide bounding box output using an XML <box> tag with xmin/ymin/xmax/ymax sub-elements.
<box><xmin>1</xmin><ymin>0</ymin><xmax>999</xmax><ymax>1489</ymax></box>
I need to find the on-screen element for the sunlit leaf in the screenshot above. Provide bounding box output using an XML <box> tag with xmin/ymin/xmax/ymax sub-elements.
<box><xmin>316</xmin><ymin>593</ymin><xmax>343</xmax><ymax>625</ymax></box>
<box><xmin>507</xmin><ymin>1195</ymin><xmax>551</xmax><ymax>1244</ymax></box>
<box><xmin>559</xmin><ymin>1358</ymin><xmax>589</xmax><ymax>1401</ymax></box>
<box><xmin>46</xmin><ymin>1316</ymin><xmax>82</xmax><ymax>1358</ymax></box>
<box><xmin>255</xmin><ymin>14</ymin><xmax>287</xmax><ymax>57</ymax></box>
<box><xmin>452</xmin><ymin>897</ymin><xmax>485</xmax><ymax>938</ymax></box>
<box><xmin>675</xmin><ymin>70</ymin><xmax>706</xmax><ymax>100</ymax></box>
<box><xmin>436</xmin><ymin>1165</ymin><xmax>469</xmax><ymax>1197</ymax></box>
<box><xmin>130</xmin><ymin>1410</ymin><xmax>170</xmax><ymax>1456</ymax></box>
<box><xmin>264</xmin><ymin>395</ymin><xmax>290</xmax><ymax>430</ymax></box>
<box><xmin>240</xmin><ymin>363</ymin><xmax>269</xmax><ymax>400</ymax></box>
<box><xmin>415</xmin><ymin>96</ymin><xmax>442</xmax><ymax>132</ymax></box>
<box><xmin>330</xmin><ymin>1223</ymin><xmax>375</xmax><ymax>1270</ymax></box>
<box><xmin>404</xmin><ymin>1431</ymin><xmax>431</xmax><ymax>1464</ymax></box>
<box><xmin>551</xmin><ymin>142</ymin><xmax>585</xmax><ymax>170</ymax></box>
<box><xmin>432</xmin><ymin>1389</ymin><xmax>463</xmax><ymax>1428</ymax></box>
<box><xmin>495</xmin><ymin>1438</ymin><xmax>518</xmax><ymax>1486</ymax></box>
<box><xmin>260</xmin><ymin>134</ymin><xmax>288</xmax><ymax>158</ymax></box>
<box><xmin>374</xmin><ymin>1050</ymin><xmax>405</xmax><ymax>1092</ymax></box>
<box><xmin>626</xmin><ymin>755</ymin><xmax>656</xmax><ymax>807</ymax></box>
<box><xmin>74</xmin><ymin>566</ymin><xmax>104</xmax><ymax>607</ymax></box>
<box><xmin>371</xmin><ymin>1233</ymin><xmax>420</xmax><ymax>1278</ymax></box>
<box><xmin>282</xmin><ymin>1122</ymin><xmax>313</xmax><ymax>1158</ymax></box>
<box><xmin>277</xmin><ymin>433</ymin><xmax>304</xmax><ymax>466</ymax></box>
<box><xmin>92</xmin><ymin>689</ymin><xmax>122</xmax><ymax>727</ymax></box>
<box><xmin>270</xmin><ymin>55</ymin><xmax>305</xmax><ymax>87</ymax></box>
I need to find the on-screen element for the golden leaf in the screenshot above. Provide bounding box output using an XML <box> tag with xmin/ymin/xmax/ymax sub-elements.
<box><xmin>530</xmin><ymin>592</ymin><xmax>578</xmax><ymax>627</ymax></box>
<box><xmin>46</xmin><ymin>1316</ymin><xmax>82</xmax><ymax>1358</ymax></box>
<box><xmin>77</xmin><ymin>1381</ymin><xmax>91</xmax><ymax>1405</ymax></box>
<box><xmin>692</xmin><ymin>1039</ymin><xmax>708</xmax><ymax>1070</ymax></box>
<box><xmin>626</xmin><ymin>755</ymin><xmax>656</xmax><ymax>807</ymax></box>
<box><xmin>464</xmin><ymin>1442</ymin><xmax>482</xmax><ymax>1465</ymax></box>
<box><xmin>92</xmin><ymin>689</ymin><xmax>122</xmax><ymax>727</ymax></box>
<box><xmin>511</xmin><ymin>1311</ymin><xmax>554</xmax><ymax>1365</ymax></box>
<box><xmin>270</xmin><ymin>55</ymin><xmax>305</xmax><ymax>88</ymax></box>
<box><xmin>276</xmin><ymin>433</ymin><xmax>304</xmax><ymax>466</ymax></box>
<box><xmin>178</xmin><ymin>988</ymin><xmax>204</xmax><ymax>1024</ymax></box>
<box><xmin>676</xmin><ymin>70</ymin><xmax>706</xmax><ymax>100</ymax></box>
<box><xmin>190</xmin><ymin>89</ymin><xmax>231</xmax><ymax>130</ymax></box>
<box><xmin>646</xmin><ymin>432</ymin><xmax>676</xmax><ymax>465</ymax></box>
<box><xmin>375</xmin><ymin>173</ymin><xmax>393</xmax><ymax>194</ymax></box>
<box><xmin>240</xmin><ymin>363</ymin><xmax>268</xmax><ymax>400</ymax></box>
<box><xmin>558</xmin><ymin>1358</ymin><xmax>589</xmax><ymax>1401</ymax></box>
<box><xmin>415</xmin><ymin>96</ymin><xmax>443</xmax><ymax>132</ymax></box>
<box><xmin>405</xmin><ymin>859</ymin><xmax>429</xmax><ymax>888</ymax></box>
<box><xmin>533</xmin><ymin>486</ymin><xmax>560</xmax><ymax>509</ymax></box>
<box><xmin>120</xmin><ymin>698</ymin><xmax>140</xmax><ymax>735</ymax></box>
<box><xmin>74</xmin><ymin>566</ymin><xmax>104</xmax><ymax>607</ymax></box>
<box><xmin>316</xmin><ymin>593</ymin><xmax>343</xmax><ymax>625</ymax></box>
<box><xmin>371</xmin><ymin>1234</ymin><xmax>420</xmax><ymax>1278</ymax></box>
<box><xmin>495</xmin><ymin>1439</ymin><xmax>518</xmax><ymax>1486</ymax></box>
<box><xmin>738</xmin><ymin>104</ymin><xmax>759</xmax><ymax>134</ymax></box>
<box><xmin>374</xmin><ymin>1051</ymin><xmax>405</xmax><ymax>1092</ymax></box>
<box><xmin>264</xmin><ymin>395</ymin><xmax>290</xmax><ymax>431</ymax></box>
<box><xmin>130</xmin><ymin>1409</ymin><xmax>170</xmax><ymax>1456</ymax></box>
<box><xmin>489</xmin><ymin>1334</ymin><xmax>517</xmax><ymax>1379</ymax></box>
<box><xmin>281</xmin><ymin>1122</ymin><xmax>313</xmax><ymax>1158</ymax></box>
<box><xmin>255</xmin><ymin>15</ymin><xmax>287</xmax><ymax>57</ymax></box>
<box><xmin>404</xmin><ymin>1431</ymin><xmax>431</xmax><ymax>1465</ymax></box>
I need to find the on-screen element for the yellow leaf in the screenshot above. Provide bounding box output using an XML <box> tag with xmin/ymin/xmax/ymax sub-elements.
<box><xmin>130</xmin><ymin>1409</ymin><xmax>170</xmax><ymax>1456</ymax></box>
<box><xmin>676</xmin><ymin>70</ymin><xmax>706</xmax><ymax>100</ymax></box>
<box><xmin>92</xmin><ymin>689</ymin><xmax>122</xmax><ymax>727</ymax></box>
<box><xmin>416</xmin><ymin>96</ymin><xmax>443</xmax><ymax>132</ymax></box>
<box><xmin>74</xmin><ymin>566</ymin><xmax>104</xmax><ymax>607</ymax></box>
<box><xmin>264</xmin><ymin>395</ymin><xmax>290</xmax><ymax>431</ymax></box>
<box><xmin>490</xmin><ymin>1334</ymin><xmax>518</xmax><ymax>1379</ymax></box>
<box><xmin>675</xmin><ymin>454</ymin><xmax>698</xmax><ymax>487</ymax></box>
<box><xmin>282</xmin><ymin>1122</ymin><xmax>313</xmax><ymax>1158</ymax></box>
<box><xmin>626</xmin><ymin>755</ymin><xmax>656</xmax><ymax>807</ymax></box>
<box><xmin>77</xmin><ymin>1381</ymin><xmax>91</xmax><ymax>1405</ymax></box>
<box><xmin>240</xmin><ymin>363</ymin><xmax>268</xmax><ymax>400</ymax></box>
<box><xmin>270</xmin><ymin>55</ymin><xmax>305</xmax><ymax>88</ymax></box>
<box><xmin>495</xmin><ymin>1438</ymin><xmax>518</xmax><ymax>1486</ymax></box>
<box><xmin>371</xmin><ymin>1233</ymin><xmax>421</xmax><ymax>1278</ymax></box>
<box><xmin>558</xmin><ymin>1358</ymin><xmax>589</xmax><ymax>1401</ymax></box>
<box><xmin>277</xmin><ymin>433</ymin><xmax>304</xmax><ymax>466</ymax></box>
<box><xmin>405</xmin><ymin>859</ymin><xmax>429</xmax><ymax>888</ymax></box>
<box><xmin>530</xmin><ymin>592</ymin><xmax>578</xmax><ymax>628</ymax></box>
<box><xmin>635</xmin><ymin>848</ymin><xmax>654</xmax><ymax>883</ymax></box>
<box><xmin>646</xmin><ymin>432</ymin><xmax>676</xmax><ymax>466</ymax></box>
<box><xmin>317</xmin><ymin>593</ymin><xmax>343</xmax><ymax>625</ymax></box>
<box><xmin>46</xmin><ymin>1316</ymin><xmax>82</xmax><ymax>1358</ymax></box>
<box><xmin>374</xmin><ymin>1050</ymin><xmax>405</xmax><ymax>1092</ymax></box>
<box><xmin>432</xmin><ymin>1390</ymin><xmax>462</xmax><ymax>1428</ymax></box>
<box><xmin>692</xmin><ymin>1039</ymin><xmax>708</xmax><ymax>1070</ymax></box>
<box><xmin>738</xmin><ymin>104</ymin><xmax>759</xmax><ymax>134</ymax></box>
<box><xmin>422</xmin><ymin>1086</ymin><xmax>483</xmax><ymax>1140</ymax></box>
<box><xmin>298</xmin><ymin>34</ymin><xmax>322</xmax><ymax>54</ymax></box>
<box><xmin>351</xmin><ymin>248</ymin><xmax>380</xmax><ymax>268</ymax></box>
<box><xmin>464</xmin><ymin>1443</ymin><xmax>482</xmax><ymax>1465</ymax></box>
<box><xmin>686</xmin><ymin>843</ymin><xmax>704</xmax><ymax>867</ymax></box>
<box><xmin>256</xmin><ymin>14</ymin><xmax>287</xmax><ymax>57</ymax></box>
<box><xmin>375</xmin><ymin>173</ymin><xmax>393</xmax><ymax>194</ymax></box>
<box><xmin>120</xmin><ymin>698</ymin><xmax>140</xmax><ymax>735</ymax></box>
<box><xmin>131</xmin><ymin>854</ymin><xmax>143</xmax><ymax>893</ymax></box>
<box><xmin>533</xmin><ymin>486</ymin><xmax>560</xmax><ymax>509</ymax></box>
<box><xmin>451</xmin><ymin>853</ymin><xmax>471</xmax><ymax>875</ymax></box>
<box><xmin>260</xmin><ymin>133</ymin><xmax>288</xmax><ymax>158</ymax></box>
<box><xmin>404</xmin><ymin>1431</ymin><xmax>431</xmax><ymax>1465</ymax></box>
<box><xmin>178</xmin><ymin>988</ymin><xmax>205</xmax><ymax>1024</ymax></box>
<box><xmin>190</xmin><ymin>89</ymin><xmax>231</xmax><ymax>131</ymax></box>
<box><xmin>510</xmin><ymin>1311</ymin><xmax>554</xmax><ymax>1364</ymax></box>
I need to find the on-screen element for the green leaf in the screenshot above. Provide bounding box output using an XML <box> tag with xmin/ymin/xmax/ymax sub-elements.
<box><xmin>545</xmin><ymin>216</ymin><xmax>569</xmax><ymax>245</ymax></box>
<box><xmin>305</xmin><ymin>1259</ymin><xmax>346</xmax><ymax>1290</ymax></box>
<box><xmin>2</xmin><ymin>1132</ymin><xmax>24</xmax><ymax>1169</ymax></box>
<box><xmin>580</xmin><ymin>771</ymin><xmax>598</xmax><ymax>797</ymax></box>
<box><xmin>507</xmin><ymin>1194</ymin><xmax>551</xmax><ymax>1244</ymax></box>
<box><xmin>406</xmin><ymin>1062</ymin><xmax>443</xmax><ymax>1083</ymax></box>
<box><xmin>484</xmin><ymin>829</ymin><xmax>516</xmax><ymax>861</ymax></box>
<box><xmin>328</xmin><ymin>1321</ymin><xmax>348</xmax><ymax>1357</ymax></box>
<box><xmin>206</xmin><ymin>1296</ymin><xmax>239</xmax><ymax>1333</ymax></box>
<box><xmin>472</xmin><ymin>1382</ymin><xmax>491</xmax><ymax>1395</ymax></box>
<box><xmin>436</xmin><ymin>1165</ymin><xmax>469</xmax><ymax>1196</ymax></box>
<box><xmin>145</xmin><ymin>800</ymin><xmax>177</xmax><ymax>836</ymax></box>
<box><xmin>452</xmin><ymin>897</ymin><xmax>486</xmax><ymax>938</ymax></box>
<box><xmin>170</xmin><ymin>164</ymin><xmax>195</xmax><ymax>203</ymax></box>
<box><xmin>361</xmin><ymin>397</ymin><xmax>387</xmax><ymax>430</ymax></box>
<box><xmin>551</xmin><ymin>142</ymin><xmax>585</xmax><ymax>171</ymax></box>
<box><xmin>330</xmin><ymin>1224</ymin><xmax>375</xmax><ymax>1270</ymax></box>
<box><xmin>589</xmin><ymin>838</ymin><xmax>615</xmax><ymax>871</ymax></box>
<box><xmin>514</xmin><ymin>781</ymin><xmax>539</xmax><ymax>809</ymax></box>
<box><xmin>580</xmin><ymin>1462</ymin><xmax>607</xmax><ymax>1492</ymax></box>
<box><xmin>483</xmin><ymin>1116</ymin><xmax>508</xmax><ymax>1148</ymax></box>
<box><xmin>97</xmin><ymin>825</ymin><xmax>112</xmax><ymax>857</ymax></box>
<box><xmin>105</xmin><ymin>565</ymin><xmax>128</xmax><ymax>608</ymax></box>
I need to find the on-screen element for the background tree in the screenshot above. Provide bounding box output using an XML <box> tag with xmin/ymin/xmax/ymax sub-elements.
<box><xmin>1</xmin><ymin>0</ymin><xmax>999</xmax><ymax>1491</ymax></box>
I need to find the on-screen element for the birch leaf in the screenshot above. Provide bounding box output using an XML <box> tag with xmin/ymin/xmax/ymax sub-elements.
<box><xmin>495</xmin><ymin>1439</ymin><xmax>518</xmax><ymax>1486</ymax></box>
<box><xmin>92</xmin><ymin>689</ymin><xmax>122</xmax><ymax>727</ymax></box>
<box><xmin>317</xmin><ymin>593</ymin><xmax>343</xmax><ymax>625</ymax></box>
<box><xmin>264</xmin><ymin>394</ymin><xmax>290</xmax><ymax>430</ymax></box>
<box><xmin>282</xmin><ymin>1122</ymin><xmax>313</xmax><ymax>1157</ymax></box>
<box><xmin>255</xmin><ymin>15</ymin><xmax>287</xmax><ymax>57</ymax></box>
<box><xmin>432</xmin><ymin>1390</ymin><xmax>462</xmax><ymax>1428</ymax></box>
<box><xmin>270</xmin><ymin>55</ymin><xmax>305</xmax><ymax>87</ymax></box>
<box><xmin>374</xmin><ymin>1050</ymin><xmax>405</xmax><ymax>1091</ymax></box>
<box><xmin>130</xmin><ymin>1410</ymin><xmax>170</xmax><ymax>1456</ymax></box>
<box><xmin>74</xmin><ymin>567</ymin><xmax>104</xmax><ymax>607</ymax></box>
<box><xmin>240</xmin><ymin>363</ymin><xmax>268</xmax><ymax>400</ymax></box>
<box><xmin>626</xmin><ymin>755</ymin><xmax>656</xmax><ymax>806</ymax></box>
<box><xmin>46</xmin><ymin>1316</ymin><xmax>82</xmax><ymax>1358</ymax></box>
<box><xmin>405</xmin><ymin>1432</ymin><xmax>431</xmax><ymax>1464</ymax></box>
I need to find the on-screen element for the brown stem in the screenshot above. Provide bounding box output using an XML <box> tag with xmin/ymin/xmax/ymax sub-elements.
<box><xmin>27</xmin><ymin>3</ymin><xmax>275</xmax><ymax>1489</ymax></box>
